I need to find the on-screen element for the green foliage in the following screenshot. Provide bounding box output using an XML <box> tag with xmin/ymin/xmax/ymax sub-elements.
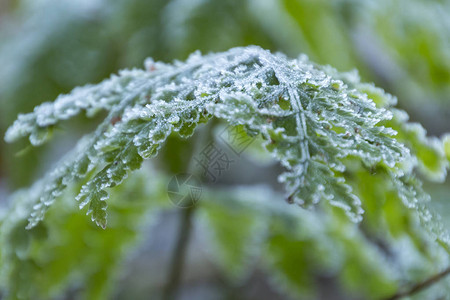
<box><xmin>5</xmin><ymin>46</ymin><xmax>424</xmax><ymax>228</ymax></box>
<box><xmin>2</xmin><ymin>0</ymin><xmax>450</xmax><ymax>189</ymax></box>
<box><xmin>196</xmin><ymin>185</ymin><xmax>447</xmax><ymax>299</ymax></box>
<box><xmin>3</xmin><ymin>46</ymin><xmax>450</xmax><ymax>298</ymax></box>
<box><xmin>0</xmin><ymin>168</ymin><xmax>167</xmax><ymax>300</ymax></box>
<box><xmin>1</xmin><ymin>1</ymin><xmax>450</xmax><ymax>298</ymax></box>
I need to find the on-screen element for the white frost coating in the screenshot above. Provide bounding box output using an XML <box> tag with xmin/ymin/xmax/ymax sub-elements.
<box><xmin>4</xmin><ymin>46</ymin><xmax>423</xmax><ymax>228</ymax></box>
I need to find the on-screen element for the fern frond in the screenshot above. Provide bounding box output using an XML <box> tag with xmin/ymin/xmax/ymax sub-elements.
<box><xmin>5</xmin><ymin>46</ymin><xmax>429</xmax><ymax>228</ymax></box>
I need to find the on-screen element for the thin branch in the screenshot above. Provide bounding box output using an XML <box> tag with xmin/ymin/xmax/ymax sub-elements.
<box><xmin>161</xmin><ymin>206</ymin><xmax>196</xmax><ymax>300</ymax></box>
<box><xmin>384</xmin><ymin>266</ymin><xmax>450</xmax><ymax>300</ymax></box>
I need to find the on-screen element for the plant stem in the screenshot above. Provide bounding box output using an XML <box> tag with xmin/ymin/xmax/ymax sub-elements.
<box><xmin>162</xmin><ymin>123</ymin><xmax>210</xmax><ymax>300</ymax></box>
<box><xmin>162</xmin><ymin>205</ymin><xmax>196</xmax><ymax>300</ymax></box>
<box><xmin>385</xmin><ymin>266</ymin><xmax>450</xmax><ymax>300</ymax></box>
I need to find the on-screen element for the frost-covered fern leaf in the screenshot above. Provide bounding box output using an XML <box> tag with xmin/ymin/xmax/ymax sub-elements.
<box><xmin>5</xmin><ymin>46</ymin><xmax>412</xmax><ymax>228</ymax></box>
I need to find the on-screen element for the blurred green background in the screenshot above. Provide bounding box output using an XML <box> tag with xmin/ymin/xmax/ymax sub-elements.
<box><xmin>1</xmin><ymin>0</ymin><xmax>450</xmax><ymax>299</ymax></box>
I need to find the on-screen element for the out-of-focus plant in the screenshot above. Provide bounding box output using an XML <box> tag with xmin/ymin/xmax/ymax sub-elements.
<box><xmin>2</xmin><ymin>0</ymin><xmax>450</xmax><ymax>185</ymax></box>
<box><xmin>261</xmin><ymin>0</ymin><xmax>450</xmax><ymax>131</ymax></box>
<box><xmin>0</xmin><ymin>0</ymin><xmax>276</xmax><ymax>187</ymax></box>
<box><xmin>2</xmin><ymin>46</ymin><xmax>450</xmax><ymax>299</ymax></box>
<box><xmin>1</xmin><ymin>0</ymin><xmax>450</xmax><ymax>299</ymax></box>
